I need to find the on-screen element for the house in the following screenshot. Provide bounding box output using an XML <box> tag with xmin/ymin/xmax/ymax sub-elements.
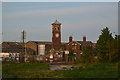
<box><xmin>65</xmin><ymin>35</ymin><xmax>96</xmax><ymax>63</ymax></box>
<box><xmin>66</xmin><ymin>36</ymin><xmax>94</xmax><ymax>54</ymax></box>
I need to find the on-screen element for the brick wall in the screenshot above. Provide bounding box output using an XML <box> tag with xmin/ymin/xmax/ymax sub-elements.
<box><xmin>66</xmin><ymin>41</ymin><xmax>82</xmax><ymax>54</ymax></box>
<box><xmin>25</xmin><ymin>41</ymin><xmax>37</xmax><ymax>55</ymax></box>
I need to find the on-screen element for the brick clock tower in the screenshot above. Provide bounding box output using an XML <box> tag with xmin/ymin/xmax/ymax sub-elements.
<box><xmin>52</xmin><ymin>20</ymin><xmax>61</xmax><ymax>50</ymax></box>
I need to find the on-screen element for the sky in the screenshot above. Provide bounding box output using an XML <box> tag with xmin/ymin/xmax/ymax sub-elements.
<box><xmin>0</xmin><ymin>2</ymin><xmax>2</xmax><ymax>44</ymax></box>
<box><xmin>1</xmin><ymin>0</ymin><xmax>120</xmax><ymax>2</ymax></box>
<box><xmin>2</xmin><ymin>2</ymin><xmax>118</xmax><ymax>43</ymax></box>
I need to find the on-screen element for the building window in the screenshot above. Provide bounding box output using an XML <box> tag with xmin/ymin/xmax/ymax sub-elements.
<box><xmin>80</xmin><ymin>45</ymin><xmax>82</xmax><ymax>50</ymax></box>
<box><xmin>38</xmin><ymin>44</ymin><xmax>45</xmax><ymax>56</ymax></box>
<box><xmin>72</xmin><ymin>43</ymin><xmax>77</xmax><ymax>49</ymax></box>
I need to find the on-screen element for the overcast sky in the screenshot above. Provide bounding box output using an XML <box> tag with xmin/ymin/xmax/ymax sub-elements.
<box><xmin>2</xmin><ymin>2</ymin><xmax>118</xmax><ymax>43</ymax></box>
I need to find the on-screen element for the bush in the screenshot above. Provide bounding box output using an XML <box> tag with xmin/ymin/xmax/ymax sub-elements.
<box><xmin>27</xmin><ymin>57</ymin><xmax>40</xmax><ymax>63</ymax></box>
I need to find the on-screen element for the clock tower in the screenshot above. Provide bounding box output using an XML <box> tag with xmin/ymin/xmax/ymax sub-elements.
<box><xmin>52</xmin><ymin>20</ymin><xmax>61</xmax><ymax>50</ymax></box>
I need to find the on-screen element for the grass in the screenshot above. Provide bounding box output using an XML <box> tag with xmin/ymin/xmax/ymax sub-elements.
<box><xmin>2</xmin><ymin>61</ymin><xmax>50</xmax><ymax>78</ymax></box>
<box><xmin>54</xmin><ymin>62</ymin><xmax>118</xmax><ymax>78</ymax></box>
<box><xmin>2</xmin><ymin>61</ymin><xmax>119</xmax><ymax>78</ymax></box>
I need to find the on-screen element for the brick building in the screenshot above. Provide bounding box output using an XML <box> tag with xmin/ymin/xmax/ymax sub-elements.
<box><xmin>66</xmin><ymin>35</ymin><xmax>93</xmax><ymax>55</ymax></box>
<box><xmin>1</xmin><ymin>42</ymin><xmax>35</xmax><ymax>61</ymax></box>
<box><xmin>25</xmin><ymin>41</ymin><xmax>66</xmax><ymax>62</ymax></box>
<box><xmin>2</xmin><ymin>42</ymin><xmax>35</xmax><ymax>55</ymax></box>
<box><xmin>1</xmin><ymin>20</ymin><xmax>96</xmax><ymax>63</ymax></box>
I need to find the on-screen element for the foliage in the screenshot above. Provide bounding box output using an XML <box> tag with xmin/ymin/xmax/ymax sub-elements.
<box><xmin>67</xmin><ymin>49</ymin><xmax>75</xmax><ymax>63</ymax></box>
<box><xmin>112</xmin><ymin>35</ymin><xmax>120</xmax><ymax>62</ymax></box>
<box><xmin>55</xmin><ymin>62</ymin><xmax>118</xmax><ymax>78</ymax></box>
<box><xmin>27</xmin><ymin>57</ymin><xmax>44</xmax><ymax>63</ymax></box>
<box><xmin>96</xmin><ymin>27</ymin><xmax>119</xmax><ymax>62</ymax></box>
<box><xmin>68</xmin><ymin>49</ymin><xmax>74</xmax><ymax>57</ymax></box>
<box><xmin>81</xmin><ymin>45</ymin><xmax>94</xmax><ymax>63</ymax></box>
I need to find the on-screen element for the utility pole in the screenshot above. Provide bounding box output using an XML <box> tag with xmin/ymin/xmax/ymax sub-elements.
<box><xmin>22</xmin><ymin>30</ymin><xmax>26</xmax><ymax>43</ymax></box>
<box><xmin>21</xmin><ymin>30</ymin><xmax>27</xmax><ymax>62</ymax></box>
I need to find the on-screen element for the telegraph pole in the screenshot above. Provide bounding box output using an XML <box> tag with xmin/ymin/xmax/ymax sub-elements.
<box><xmin>21</xmin><ymin>30</ymin><xmax>26</xmax><ymax>62</ymax></box>
<box><xmin>22</xmin><ymin>30</ymin><xmax>26</xmax><ymax>43</ymax></box>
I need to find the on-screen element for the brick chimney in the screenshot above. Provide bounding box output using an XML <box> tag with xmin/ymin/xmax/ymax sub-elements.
<box><xmin>69</xmin><ymin>35</ymin><xmax>72</xmax><ymax>42</ymax></box>
<box><xmin>83</xmin><ymin>36</ymin><xmax>86</xmax><ymax>41</ymax></box>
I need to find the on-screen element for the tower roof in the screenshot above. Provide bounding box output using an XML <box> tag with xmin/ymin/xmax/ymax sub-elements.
<box><xmin>52</xmin><ymin>20</ymin><xmax>61</xmax><ymax>25</ymax></box>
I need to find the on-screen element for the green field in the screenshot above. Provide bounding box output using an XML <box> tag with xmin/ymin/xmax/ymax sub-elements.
<box><xmin>2</xmin><ymin>61</ymin><xmax>119</xmax><ymax>78</ymax></box>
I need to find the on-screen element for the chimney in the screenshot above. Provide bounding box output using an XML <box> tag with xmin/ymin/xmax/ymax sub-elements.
<box><xmin>83</xmin><ymin>36</ymin><xmax>86</xmax><ymax>41</ymax></box>
<box><xmin>69</xmin><ymin>35</ymin><xmax>72</xmax><ymax>42</ymax></box>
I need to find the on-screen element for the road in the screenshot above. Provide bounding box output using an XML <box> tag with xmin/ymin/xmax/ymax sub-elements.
<box><xmin>49</xmin><ymin>62</ymin><xmax>73</xmax><ymax>70</ymax></box>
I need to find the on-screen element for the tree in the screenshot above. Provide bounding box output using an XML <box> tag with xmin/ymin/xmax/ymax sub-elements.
<box><xmin>68</xmin><ymin>49</ymin><xmax>74</xmax><ymax>63</ymax></box>
<box><xmin>97</xmin><ymin>27</ymin><xmax>114</xmax><ymax>62</ymax></box>
<box><xmin>82</xmin><ymin>45</ymin><xmax>93</xmax><ymax>63</ymax></box>
<box><xmin>111</xmin><ymin>35</ymin><xmax>120</xmax><ymax>62</ymax></box>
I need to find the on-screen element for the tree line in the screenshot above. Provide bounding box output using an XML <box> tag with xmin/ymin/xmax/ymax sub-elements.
<box><xmin>75</xmin><ymin>27</ymin><xmax>119</xmax><ymax>63</ymax></box>
<box><xmin>96</xmin><ymin>27</ymin><xmax>119</xmax><ymax>62</ymax></box>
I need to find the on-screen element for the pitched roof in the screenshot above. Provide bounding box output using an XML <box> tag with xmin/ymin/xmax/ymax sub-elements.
<box><xmin>28</xmin><ymin>41</ymin><xmax>67</xmax><ymax>45</ymax></box>
<box><xmin>2</xmin><ymin>42</ymin><xmax>24</xmax><ymax>48</ymax></box>
<box><xmin>77</xmin><ymin>41</ymin><xmax>92</xmax><ymax>45</ymax></box>
<box><xmin>2</xmin><ymin>42</ymin><xmax>34</xmax><ymax>53</ymax></box>
<box><xmin>52</xmin><ymin>20</ymin><xmax>61</xmax><ymax>25</ymax></box>
<box><xmin>30</xmin><ymin>41</ymin><xmax>52</xmax><ymax>45</ymax></box>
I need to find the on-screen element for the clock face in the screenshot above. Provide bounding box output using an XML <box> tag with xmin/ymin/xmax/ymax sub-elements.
<box><xmin>54</xmin><ymin>27</ymin><xmax>58</xmax><ymax>31</ymax></box>
<box><xmin>55</xmin><ymin>33</ymin><xmax>59</xmax><ymax>38</ymax></box>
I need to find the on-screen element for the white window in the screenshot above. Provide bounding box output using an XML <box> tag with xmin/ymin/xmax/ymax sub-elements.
<box><xmin>38</xmin><ymin>44</ymin><xmax>45</xmax><ymax>56</ymax></box>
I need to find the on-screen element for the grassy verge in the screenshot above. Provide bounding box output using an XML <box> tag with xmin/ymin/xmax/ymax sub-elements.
<box><xmin>54</xmin><ymin>62</ymin><xmax>118</xmax><ymax>78</ymax></box>
<box><xmin>2</xmin><ymin>61</ymin><xmax>50</xmax><ymax>78</ymax></box>
<box><xmin>2</xmin><ymin>61</ymin><xmax>119</xmax><ymax>78</ymax></box>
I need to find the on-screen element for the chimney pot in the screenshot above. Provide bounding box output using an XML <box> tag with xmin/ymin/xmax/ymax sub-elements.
<box><xmin>83</xmin><ymin>36</ymin><xmax>86</xmax><ymax>41</ymax></box>
<box><xmin>69</xmin><ymin>35</ymin><xmax>72</xmax><ymax>42</ymax></box>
